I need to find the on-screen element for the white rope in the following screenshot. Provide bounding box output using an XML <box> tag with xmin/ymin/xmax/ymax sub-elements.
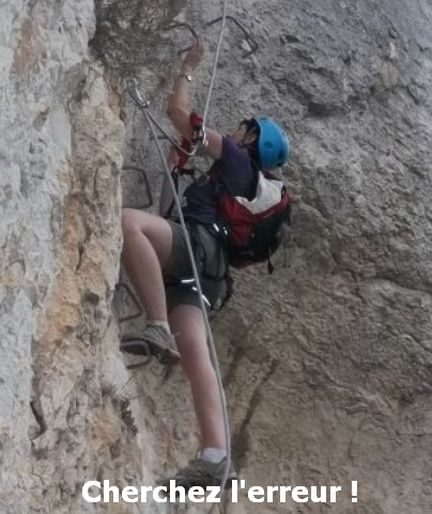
<box><xmin>202</xmin><ymin>0</ymin><xmax>228</xmax><ymax>129</ymax></box>
<box><xmin>196</xmin><ymin>1</ymin><xmax>231</xmax><ymax>503</ymax></box>
<box><xmin>172</xmin><ymin>0</ymin><xmax>231</xmax><ymax>501</ymax></box>
<box><xmin>141</xmin><ymin>110</ymin><xmax>232</xmax><ymax>499</ymax></box>
<box><xmin>128</xmin><ymin>0</ymin><xmax>231</xmax><ymax>504</ymax></box>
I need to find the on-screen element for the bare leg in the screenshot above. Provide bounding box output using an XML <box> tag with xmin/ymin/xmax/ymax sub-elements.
<box><xmin>169</xmin><ymin>304</ymin><xmax>225</xmax><ymax>449</ymax></box>
<box><xmin>121</xmin><ymin>209</ymin><xmax>173</xmax><ymax>321</ymax></box>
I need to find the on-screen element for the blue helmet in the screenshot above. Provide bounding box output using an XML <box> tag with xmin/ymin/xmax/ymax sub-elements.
<box><xmin>254</xmin><ymin>117</ymin><xmax>290</xmax><ymax>169</ymax></box>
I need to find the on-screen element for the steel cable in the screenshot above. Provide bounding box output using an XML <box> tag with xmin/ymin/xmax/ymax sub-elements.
<box><xmin>202</xmin><ymin>0</ymin><xmax>228</xmax><ymax>130</ymax></box>
<box><xmin>141</xmin><ymin>109</ymin><xmax>231</xmax><ymax>502</ymax></box>
<box><xmin>127</xmin><ymin>0</ymin><xmax>231</xmax><ymax>507</ymax></box>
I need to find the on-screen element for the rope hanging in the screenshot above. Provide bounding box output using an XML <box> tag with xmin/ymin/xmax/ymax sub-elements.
<box><xmin>127</xmin><ymin>0</ymin><xmax>231</xmax><ymax>504</ymax></box>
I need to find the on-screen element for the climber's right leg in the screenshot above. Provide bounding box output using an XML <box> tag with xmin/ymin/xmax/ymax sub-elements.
<box><xmin>121</xmin><ymin>208</ymin><xmax>172</xmax><ymax>321</ymax></box>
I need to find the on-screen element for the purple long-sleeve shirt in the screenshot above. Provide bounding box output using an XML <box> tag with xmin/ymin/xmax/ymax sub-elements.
<box><xmin>182</xmin><ymin>136</ymin><xmax>256</xmax><ymax>224</ymax></box>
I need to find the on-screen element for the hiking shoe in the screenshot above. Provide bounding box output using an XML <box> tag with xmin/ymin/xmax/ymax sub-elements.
<box><xmin>159</xmin><ymin>457</ymin><xmax>236</xmax><ymax>490</ymax></box>
<box><xmin>120</xmin><ymin>325</ymin><xmax>180</xmax><ymax>365</ymax></box>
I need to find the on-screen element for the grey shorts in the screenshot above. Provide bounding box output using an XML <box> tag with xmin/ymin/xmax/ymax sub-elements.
<box><xmin>163</xmin><ymin>221</ymin><xmax>228</xmax><ymax>312</ymax></box>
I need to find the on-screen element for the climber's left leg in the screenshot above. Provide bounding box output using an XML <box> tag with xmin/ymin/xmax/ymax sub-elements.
<box><xmin>120</xmin><ymin>209</ymin><xmax>180</xmax><ymax>362</ymax></box>
<box><xmin>160</xmin><ymin>302</ymin><xmax>236</xmax><ymax>489</ymax></box>
<box><xmin>161</xmin><ymin>303</ymin><xmax>236</xmax><ymax>488</ymax></box>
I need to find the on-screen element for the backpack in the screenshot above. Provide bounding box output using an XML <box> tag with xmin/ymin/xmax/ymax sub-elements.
<box><xmin>218</xmin><ymin>171</ymin><xmax>292</xmax><ymax>272</ymax></box>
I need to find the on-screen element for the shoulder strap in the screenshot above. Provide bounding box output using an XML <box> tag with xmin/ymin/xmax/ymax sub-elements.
<box><xmin>215</xmin><ymin>157</ymin><xmax>260</xmax><ymax>200</ymax></box>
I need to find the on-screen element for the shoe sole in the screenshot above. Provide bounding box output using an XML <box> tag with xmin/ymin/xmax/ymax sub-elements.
<box><xmin>121</xmin><ymin>337</ymin><xmax>180</xmax><ymax>365</ymax></box>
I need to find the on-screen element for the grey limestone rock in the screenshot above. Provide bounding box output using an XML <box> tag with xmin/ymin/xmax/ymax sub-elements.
<box><xmin>1</xmin><ymin>0</ymin><xmax>432</xmax><ymax>513</ymax></box>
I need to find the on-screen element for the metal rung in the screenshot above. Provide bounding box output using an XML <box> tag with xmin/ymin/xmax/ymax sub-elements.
<box><xmin>121</xmin><ymin>165</ymin><xmax>153</xmax><ymax>210</ymax></box>
<box><xmin>164</xmin><ymin>21</ymin><xmax>198</xmax><ymax>40</ymax></box>
<box><xmin>165</xmin><ymin>15</ymin><xmax>259</xmax><ymax>58</ymax></box>
<box><xmin>115</xmin><ymin>282</ymin><xmax>143</xmax><ymax>322</ymax></box>
<box><xmin>205</xmin><ymin>15</ymin><xmax>258</xmax><ymax>58</ymax></box>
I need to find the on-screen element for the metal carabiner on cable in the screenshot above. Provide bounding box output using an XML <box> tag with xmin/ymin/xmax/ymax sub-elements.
<box><xmin>126</xmin><ymin>79</ymin><xmax>150</xmax><ymax>109</ymax></box>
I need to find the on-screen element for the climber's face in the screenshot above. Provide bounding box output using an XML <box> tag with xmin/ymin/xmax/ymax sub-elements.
<box><xmin>231</xmin><ymin>124</ymin><xmax>248</xmax><ymax>143</ymax></box>
<box><xmin>231</xmin><ymin>119</ymin><xmax>258</xmax><ymax>145</ymax></box>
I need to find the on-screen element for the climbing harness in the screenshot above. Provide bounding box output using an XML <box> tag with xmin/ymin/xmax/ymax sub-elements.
<box><xmin>163</xmin><ymin>219</ymin><xmax>233</xmax><ymax>311</ymax></box>
<box><xmin>119</xmin><ymin>2</ymin><xmax>260</xmax><ymax>503</ymax></box>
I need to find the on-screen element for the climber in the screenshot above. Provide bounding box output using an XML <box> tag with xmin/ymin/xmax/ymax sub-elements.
<box><xmin>120</xmin><ymin>36</ymin><xmax>290</xmax><ymax>488</ymax></box>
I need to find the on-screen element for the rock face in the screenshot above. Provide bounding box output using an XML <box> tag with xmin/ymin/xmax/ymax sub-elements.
<box><xmin>1</xmin><ymin>0</ymin><xmax>432</xmax><ymax>513</ymax></box>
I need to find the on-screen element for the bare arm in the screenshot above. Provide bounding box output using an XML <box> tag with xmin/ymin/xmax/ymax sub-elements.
<box><xmin>166</xmin><ymin>37</ymin><xmax>223</xmax><ymax>161</ymax></box>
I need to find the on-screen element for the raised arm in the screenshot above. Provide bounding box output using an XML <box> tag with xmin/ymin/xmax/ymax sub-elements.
<box><xmin>166</xmin><ymin>37</ymin><xmax>223</xmax><ymax>161</ymax></box>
